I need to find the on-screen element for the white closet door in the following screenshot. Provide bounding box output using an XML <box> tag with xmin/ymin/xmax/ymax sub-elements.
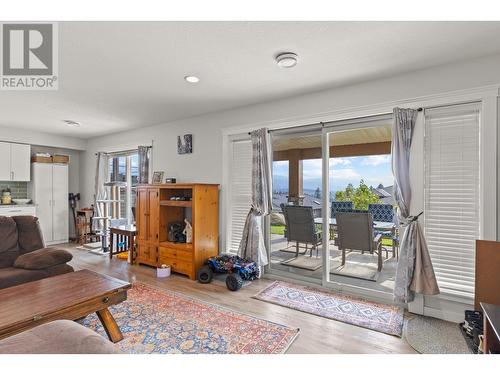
<box><xmin>10</xmin><ymin>143</ymin><xmax>30</xmax><ymax>181</ymax></box>
<box><xmin>33</xmin><ymin>163</ymin><xmax>53</xmax><ymax>244</ymax></box>
<box><xmin>0</xmin><ymin>142</ymin><xmax>11</xmax><ymax>180</ymax></box>
<box><xmin>51</xmin><ymin>164</ymin><xmax>68</xmax><ymax>242</ymax></box>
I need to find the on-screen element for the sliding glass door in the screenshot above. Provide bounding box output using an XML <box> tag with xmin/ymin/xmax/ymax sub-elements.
<box><xmin>322</xmin><ymin>120</ymin><xmax>396</xmax><ymax>295</ymax></box>
<box><xmin>268</xmin><ymin>116</ymin><xmax>397</xmax><ymax>297</ymax></box>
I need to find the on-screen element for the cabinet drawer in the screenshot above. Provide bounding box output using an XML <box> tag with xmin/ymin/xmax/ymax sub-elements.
<box><xmin>159</xmin><ymin>246</ymin><xmax>192</xmax><ymax>262</ymax></box>
<box><xmin>158</xmin><ymin>255</ymin><xmax>192</xmax><ymax>275</ymax></box>
<box><xmin>136</xmin><ymin>242</ymin><xmax>158</xmax><ymax>266</ymax></box>
<box><xmin>0</xmin><ymin>206</ymin><xmax>36</xmax><ymax>217</ymax></box>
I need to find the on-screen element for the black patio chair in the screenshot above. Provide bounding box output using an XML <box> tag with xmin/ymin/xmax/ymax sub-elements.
<box><xmin>285</xmin><ymin>205</ymin><xmax>322</xmax><ymax>258</ymax></box>
<box><xmin>336</xmin><ymin>212</ymin><xmax>383</xmax><ymax>271</ymax></box>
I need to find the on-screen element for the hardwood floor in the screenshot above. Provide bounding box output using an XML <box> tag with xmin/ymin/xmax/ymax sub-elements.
<box><xmin>65</xmin><ymin>244</ymin><xmax>415</xmax><ymax>354</ymax></box>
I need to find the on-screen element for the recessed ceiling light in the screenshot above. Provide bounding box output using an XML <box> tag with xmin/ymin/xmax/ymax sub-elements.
<box><xmin>184</xmin><ymin>75</ymin><xmax>200</xmax><ymax>83</ymax></box>
<box><xmin>63</xmin><ymin>120</ymin><xmax>81</xmax><ymax>127</ymax></box>
<box><xmin>276</xmin><ymin>52</ymin><xmax>298</xmax><ymax>68</ymax></box>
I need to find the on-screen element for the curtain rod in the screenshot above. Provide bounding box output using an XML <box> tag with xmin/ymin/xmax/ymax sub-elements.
<box><xmin>248</xmin><ymin>108</ymin><xmax>423</xmax><ymax>135</ymax></box>
<box><xmin>94</xmin><ymin>146</ymin><xmax>151</xmax><ymax>156</ymax></box>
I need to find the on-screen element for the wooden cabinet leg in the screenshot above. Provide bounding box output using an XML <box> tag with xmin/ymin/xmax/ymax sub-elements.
<box><xmin>96</xmin><ymin>308</ymin><xmax>123</xmax><ymax>343</ymax></box>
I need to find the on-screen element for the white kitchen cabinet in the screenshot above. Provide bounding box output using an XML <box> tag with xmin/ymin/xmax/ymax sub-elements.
<box><xmin>29</xmin><ymin>163</ymin><xmax>68</xmax><ymax>245</ymax></box>
<box><xmin>0</xmin><ymin>143</ymin><xmax>11</xmax><ymax>180</ymax></box>
<box><xmin>10</xmin><ymin>143</ymin><xmax>31</xmax><ymax>181</ymax></box>
<box><xmin>0</xmin><ymin>142</ymin><xmax>31</xmax><ymax>181</ymax></box>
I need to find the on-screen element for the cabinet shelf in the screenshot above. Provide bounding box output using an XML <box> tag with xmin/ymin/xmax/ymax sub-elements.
<box><xmin>159</xmin><ymin>241</ymin><xmax>193</xmax><ymax>251</ymax></box>
<box><xmin>159</xmin><ymin>200</ymin><xmax>192</xmax><ymax>207</ymax></box>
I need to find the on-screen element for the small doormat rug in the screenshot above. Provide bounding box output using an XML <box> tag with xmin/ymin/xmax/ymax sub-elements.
<box><xmin>80</xmin><ymin>282</ymin><xmax>299</xmax><ymax>354</ymax></box>
<box><xmin>281</xmin><ymin>255</ymin><xmax>323</xmax><ymax>270</ymax></box>
<box><xmin>254</xmin><ymin>281</ymin><xmax>403</xmax><ymax>336</ymax></box>
<box><xmin>330</xmin><ymin>253</ymin><xmax>380</xmax><ymax>281</ymax></box>
<box><xmin>403</xmin><ymin>315</ymin><xmax>471</xmax><ymax>354</ymax></box>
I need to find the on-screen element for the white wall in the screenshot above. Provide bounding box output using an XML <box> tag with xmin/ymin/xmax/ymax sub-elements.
<box><xmin>81</xmin><ymin>119</ymin><xmax>224</xmax><ymax>206</ymax></box>
<box><xmin>82</xmin><ymin>53</ymin><xmax>500</xmax><ymax>240</ymax></box>
<box><xmin>0</xmin><ymin>125</ymin><xmax>86</xmax><ymax>150</ymax></box>
<box><xmin>79</xmin><ymin>53</ymin><xmax>500</xmax><ymax>319</ymax></box>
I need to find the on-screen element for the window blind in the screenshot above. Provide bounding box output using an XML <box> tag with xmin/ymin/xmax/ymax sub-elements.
<box><xmin>424</xmin><ymin>102</ymin><xmax>481</xmax><ymax>299</ymax></box>
<box><xmin>226</xmin><ymin>138</ymin><xmax>252</xmax><ymax>254</ymax></box>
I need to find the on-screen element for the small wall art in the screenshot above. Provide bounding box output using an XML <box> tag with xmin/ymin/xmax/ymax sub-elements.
<box><xmin>177</xmin><ymin>134</ymin><xmax>193</xmax><ymax>154</ymax></box>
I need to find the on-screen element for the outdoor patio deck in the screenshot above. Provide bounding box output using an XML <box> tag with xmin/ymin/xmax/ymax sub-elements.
<box><xmin>270</xmin><ymin>234</ymin><xmax>397</xmax><ymax>294</ymax></box>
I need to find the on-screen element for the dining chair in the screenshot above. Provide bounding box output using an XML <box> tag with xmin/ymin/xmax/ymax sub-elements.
<box><xmin>368</xmin><ymin>203</ymin><xmax>399</xmax><ymax>259</ymax></box>
<box><xmin>336</xmin><ymin>212</ymin><xmax>383</xmax><ymax>271</ymax></box>
<box><xmin>285</xmin><ymin>205</ymin><xmax>322</xmax><ymax>258</ymax></box>
<box><xmin>331</xmin><ymin>201</ymin><xmax>354</xmax><ymax>218</ymax></box>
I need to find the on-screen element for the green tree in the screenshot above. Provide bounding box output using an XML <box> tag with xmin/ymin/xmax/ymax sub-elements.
<box><xmin>335</xmin><ymin>179</ymin><xmax>380</xmax><ymax>210</ymax></box>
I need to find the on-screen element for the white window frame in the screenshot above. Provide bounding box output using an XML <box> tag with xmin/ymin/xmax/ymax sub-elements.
<box><xmin>222</xmin><ymin>133</ymin><xmax>252</xmax><ymax>254</ymax></box>
<box><xmin>107</xmin><ymin>151</ymin><xmax>139</xmax><ymax>225</ymax></box>
<box><xmin>423</xmin><ymin>102</ymin><xmax>481</xmax><ymax>300</ymax></box>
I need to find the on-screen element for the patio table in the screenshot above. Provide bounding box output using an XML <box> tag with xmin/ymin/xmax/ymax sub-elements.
<box><xmin>314</xmin><ymin>217</ymin><xmax>397</xmax><ymax>258</ymax></box>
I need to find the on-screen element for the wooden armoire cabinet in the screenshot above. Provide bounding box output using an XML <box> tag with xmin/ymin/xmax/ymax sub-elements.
<box><xmin>135</xmin><ymin>183</ymin><xmax>219</xmax><ymax>280</ymax></box>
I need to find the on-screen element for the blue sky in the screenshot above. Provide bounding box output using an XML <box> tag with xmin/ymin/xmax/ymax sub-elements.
<box><xmin>273</xmin><ymin>154</ymin><xmax>393</xmax><ymax>192</ymax></box>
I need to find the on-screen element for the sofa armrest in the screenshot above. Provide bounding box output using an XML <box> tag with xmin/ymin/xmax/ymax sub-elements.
<box><xmin>13</xmin><ymin>248</ymin><xmax>73</xmax><ymax>270</ymax></box>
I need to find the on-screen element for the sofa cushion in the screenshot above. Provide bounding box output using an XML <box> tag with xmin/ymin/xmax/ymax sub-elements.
<box><xmin>0</xmin><ymin>320</ymin><xmax>121</xmax><ymax>354</ymax></box>
<box><xmin>0</xmin><ymin>217</ymin><xmax>20</xmax><ymax>268</ymax></box>
<box><xmin>14</xmin><ymin>248</ymin><xmax>73</xmax><ymax>270</ymax></box>
<box><xmin>12</xmin><ymin>216</ymin><xmax>45</xmax><ymax>253</ymax></box>
<box><xmin>0</xmin><ymin>267</ymin><xmax>48</xmax><ymax>289</ymax></box>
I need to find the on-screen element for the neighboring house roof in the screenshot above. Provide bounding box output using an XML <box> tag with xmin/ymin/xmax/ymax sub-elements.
<box><xmin>371</xmin><ymin>184</ymin><xmax>395</xmax><ymax>204</ymax></box>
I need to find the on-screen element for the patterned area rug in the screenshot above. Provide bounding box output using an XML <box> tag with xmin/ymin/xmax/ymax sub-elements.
<box><xmin>254</xmin><ymin>281</ymin><xmax>403</xmax><ymax>336</ymax></box>
<box><xmin>80</xmin><ymin>283</ymin><xmax>299</xmax><ymax>354</ymax></box>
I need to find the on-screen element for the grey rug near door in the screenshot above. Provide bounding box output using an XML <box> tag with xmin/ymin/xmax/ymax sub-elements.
<box><xmin>279</xmin><ymin>246</ymin><xmax>307</xmax><ymax>255</ymax></box>
<box><xmin>403</xmin><ymin>315</ymin><xmax>472</xmax><ymax>354</ymax></box>
<box><xmin>281</xmin><ymin>256</ymin><xmax>322</xmax><ymax>270</ymax></box>
<box><xmin>330</xmin><ymin>252</ymin><xmax>380</xmax><ymax>281</ymax></box>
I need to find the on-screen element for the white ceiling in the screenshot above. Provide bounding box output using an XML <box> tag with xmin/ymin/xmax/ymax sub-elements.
<box><xmin>2</xmin><ymin>21</ymin><xmax>500</xmax><ymax>139</ymax></box>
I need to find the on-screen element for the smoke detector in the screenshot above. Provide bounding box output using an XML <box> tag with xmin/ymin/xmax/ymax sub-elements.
<box><xmin>276</xmin><ymin>52</ymin><xmax>298</xmax><ymax>68</ymax></box>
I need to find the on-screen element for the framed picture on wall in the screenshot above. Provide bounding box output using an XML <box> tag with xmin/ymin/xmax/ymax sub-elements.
<box><xmin>152</xmin><ymin>171</ymin><xmax>164</xmax><ymax>184</ymax></box>
<box><xmin>177</xmin><ymin>134</ymin><xmax>193</xmax><ymax>154</ymax></box>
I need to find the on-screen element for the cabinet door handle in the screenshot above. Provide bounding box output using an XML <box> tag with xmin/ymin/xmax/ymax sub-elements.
<box><xmin>10</xmin><ymin>171</ymin><xmax>14</xmax><ymax>180</ymax></box>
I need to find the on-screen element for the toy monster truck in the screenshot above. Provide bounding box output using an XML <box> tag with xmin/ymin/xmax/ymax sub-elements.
<box><xmin>196</xmin><ymin>254</ymin><xmax>260</xmax><ymax>291</ymax></box>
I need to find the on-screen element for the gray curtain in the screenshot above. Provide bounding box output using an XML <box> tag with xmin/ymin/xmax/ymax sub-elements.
<box><xmin>238</xmin><ymin>128</ymin><xmax>272</xmax><ymax>266</ymax></box>
<box><xmin>94</xmin><ymin>152</ymin><xmax>109</xmax><ymax>232</ymax></box>
<box><xmin>392</xmin><ymin>108</ymin><xmax>440</xmax><ymax>303</ymax></box>
<box><xmin>138</xmin><ymin>146</ymin><xmax>151</xmax><ymax>184</ymax></box>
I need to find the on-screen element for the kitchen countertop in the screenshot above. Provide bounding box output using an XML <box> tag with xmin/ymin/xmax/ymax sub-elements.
<box><xmin>0</xmin><ymin>203</ymin><xmax>36</xmax><ymax>207</ymax></box>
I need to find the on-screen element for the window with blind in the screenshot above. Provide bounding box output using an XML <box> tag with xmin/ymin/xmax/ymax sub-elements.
<box><xmin>424</xmin><ymin>102</ymin><xmax>481</xmax><ymax>299</ymax></box>
<box><xmin>226</xmin><ymin>138</ymin><xmax>252</xmax><ymax>254</ymax></box>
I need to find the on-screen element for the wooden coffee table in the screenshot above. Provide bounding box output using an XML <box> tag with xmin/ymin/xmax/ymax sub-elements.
<box><xmin>0</xmin><ymin>270</ymin><xmax>131</xmax><ymax>343</ymax></box>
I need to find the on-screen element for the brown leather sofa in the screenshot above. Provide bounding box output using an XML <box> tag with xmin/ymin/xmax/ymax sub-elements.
<box><xmin>0</xmin><ymin>320</ymin><xmax>121</xmax><ymax>354</ymax></box>
<box><xmin>0</xmin><ymin>216</ymin><xmax>74</xmax><ymax>289</ymax></box>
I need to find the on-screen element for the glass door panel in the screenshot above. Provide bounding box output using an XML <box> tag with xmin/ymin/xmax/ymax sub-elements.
<box><xmin>324</xmin><ymin>123</ymin><xmax>397</xmax><ymax>295</ymax></box>
<box><xmin>269</xmin><ymin>129</ymin><xmax>325</xmax><ymax>281</ymax></box>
